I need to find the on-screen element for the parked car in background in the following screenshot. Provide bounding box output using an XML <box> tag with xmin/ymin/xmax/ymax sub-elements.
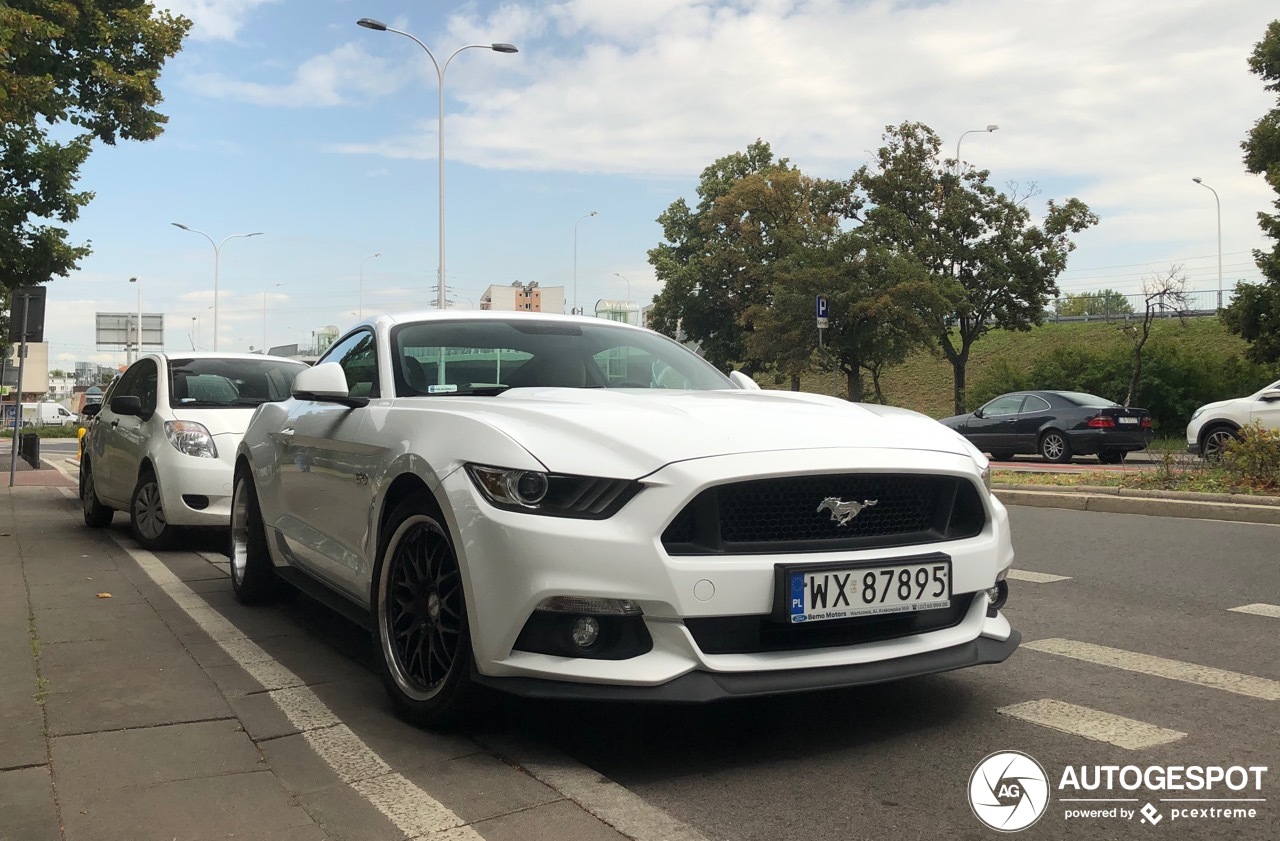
<box><xmin>230</xmin><ymin>311</ymin><xmax>1018</xmax><ymax>727</ymax></box>
<box><xmin>1186</xmin><ymin>377</ymin><xmax>1280</xmax><ymax>459</ymax></box>
<box><xmin>20</xmin><ymin>401</ymin><xmax>78</xmax><ymax>426</ymax></box>
<box><xmin>940</xmin><ymin>390</ymin><xmax>1153</xmax><ymax>464</ymax></box>
<box><xmin>79</xmin><ymin>352</ymin><xmax>308</xmax><ymax>549</ymax></box>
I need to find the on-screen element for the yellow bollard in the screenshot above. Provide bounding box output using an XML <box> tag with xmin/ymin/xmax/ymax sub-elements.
<box><xmin>78</xmin><ymin>426</ymin><xmax>86</xmax><ymax>461</ymax></box>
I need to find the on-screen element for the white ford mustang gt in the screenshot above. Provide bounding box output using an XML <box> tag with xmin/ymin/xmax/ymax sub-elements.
<box><xmin>231</xmin><ymin>311</ymin><xmax>1019</xmax><ymax>726</ymax></box>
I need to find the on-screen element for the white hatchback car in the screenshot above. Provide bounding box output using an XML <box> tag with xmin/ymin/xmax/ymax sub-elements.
<box><xmin>230</xmin><ymin>312</ymin><xmax>1019</xmax><ymax>726</ymax></box>
<box><xmin>1185</xmin><ymin>378</ymin><xmax>1280</xmax><ymax>458</ymax></box>
<box><xmin>80</xmin><ymin>352</ymin><xmax>308</xmax><ymax>548</ymax></box>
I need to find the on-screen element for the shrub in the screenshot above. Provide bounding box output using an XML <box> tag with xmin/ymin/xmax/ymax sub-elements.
<box><xmin>1221</xmin><ymin>422</ymin><xmax>1280</xmax><ymax>490</ymax></box>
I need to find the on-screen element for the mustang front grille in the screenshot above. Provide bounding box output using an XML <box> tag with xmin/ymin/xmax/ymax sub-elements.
<box><xmin>661</xmin><ymin>473</ymin><xmax>986</xmax><ymax>555</ymax></box>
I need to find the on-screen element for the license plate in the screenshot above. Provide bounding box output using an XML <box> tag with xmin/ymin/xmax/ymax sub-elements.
<box><xmin>1118</xmin><ymin>417</ymin><xmax>1139</xmax><ymax>424</ymax></box>
<box><xmin>781</xmin><ymin>556</ymin><xmax>951</xmax><ymax>624</ymax></box>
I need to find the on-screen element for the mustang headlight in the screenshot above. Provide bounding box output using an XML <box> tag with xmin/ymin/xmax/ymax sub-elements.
<box><xmin>164</xmin><ymin>421</ymin><xmax>217</xmax><ymax>459</ymax></box>
<box><xmin>465</xmin><ymin>464</ymin><xmax>641</xmax><ymax>519</ymax></box>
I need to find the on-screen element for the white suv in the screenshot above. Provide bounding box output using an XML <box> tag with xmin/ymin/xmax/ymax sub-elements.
<box><xmin>1186</xmin><ymin>378</ymin><xmax>1280</xmax><ymax>458</ymax></box>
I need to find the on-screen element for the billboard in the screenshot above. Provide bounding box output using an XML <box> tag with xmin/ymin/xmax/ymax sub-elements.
<box><xmin>7</xmin><ymin>286</ymin><xmax>47</xmax><ymax>343</ymax></box>
<box><xmin>96</xmin><ymin>313</ymin><xmax>165</xmax><ymax>351</ymax></box>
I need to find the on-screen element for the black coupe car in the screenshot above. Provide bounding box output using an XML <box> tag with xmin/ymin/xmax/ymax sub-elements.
<box><xmin>940</xmin><ymin>390</ymin><xmax>1153</xmax><ymax>463</ymax></box>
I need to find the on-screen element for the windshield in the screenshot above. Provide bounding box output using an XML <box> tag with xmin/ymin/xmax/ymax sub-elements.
<box><xmin>1057</xmin><ymin>391</ymin><xmax>1120</xmax><ymax>408</ymax></box>
<box><xmin>168</xmin><ymin>357</ymin><xmax>308</xmax><ymax>408</ymax></box>
<box><xmin>390</xmin><ymin>318</ymin><xmax>732</xmax><ymax>397</ymax></box>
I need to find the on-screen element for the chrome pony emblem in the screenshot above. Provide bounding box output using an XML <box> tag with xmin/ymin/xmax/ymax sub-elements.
<box><xmin>817</xmin><ymin>497</ymin><xmax>878</xmax><ymax>527</ymax></box>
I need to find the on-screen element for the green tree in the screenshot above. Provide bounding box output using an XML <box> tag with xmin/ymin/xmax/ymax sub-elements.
<box><xmin>648</xmin><ymin>141</ymin><xmax>795</xmax><ymax>373</ymax></box>
<box><xmin>1056</xmin><ymin>288</ymin><xmax>1134</xmax><ymax>317</ymax></box>
<box><xmin>0</xmin><ymin>1</ymin><xmax>190</xmax><ymax>302</ymax></box>
<box><xmin>1224</xmin><ymin>19</ymin><xmax>1280</xmax><ymax>363</ymax></box>
<box><xmin>847</xmin><ymin>122</ymin><xmax>1099</xmax><ymax>414</ymax></box>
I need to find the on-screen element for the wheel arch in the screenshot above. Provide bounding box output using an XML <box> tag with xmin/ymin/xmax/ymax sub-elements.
<box><xmin>1198</xmin><ymin>419</ymin><xmax>1240</xmax><ymax>448</ymax></box>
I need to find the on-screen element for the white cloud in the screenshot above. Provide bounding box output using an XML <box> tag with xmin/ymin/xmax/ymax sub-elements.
<box><xmin>158</xmin><ymin>0</ymin><xmax>280</xmax><ymax>42</ymax></box>
<box><xmin>186</xmin><ymin>42</ymin><xmax>396</xmax><ymax>106</ymax></box>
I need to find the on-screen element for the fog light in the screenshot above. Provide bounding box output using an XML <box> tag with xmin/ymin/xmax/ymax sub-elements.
<box><xmin>986</xmin><ymin>579</ymin><xmax>1009</xmax><ymax>613</ymax></box>
<box><xmin>571</xmin><ymin>616</ymin><xmax>601</xmax><ymax>649</ymax></box>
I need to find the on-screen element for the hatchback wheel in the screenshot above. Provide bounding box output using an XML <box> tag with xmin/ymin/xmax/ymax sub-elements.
<box><xmin>81</xmin><ymin>461</ymin><xmax>114</xmax><ymax>528</ymax></box>
<box><xmin>373</xmin><ymin>495</ymin><xmax>472</xmax><ymax>729</ymax></box>
<box><xmin>1039</xmin><ymin>431</ymin><xmax>1072</xmax><ymax>464</ymax></box>
<box><xmin>130</xmin><ymin>468</ymin><xmax>172</xmax><ymax>550</ymax></box>
<box><xmin>229</xmin><ymin>469</ymin><xmax>281</xmax><ymax>603</ymax></box>
<box><xmin>1201</xmin><ymin>426</ymin><xmax>1237</xmax><ymax>460</ymax></box>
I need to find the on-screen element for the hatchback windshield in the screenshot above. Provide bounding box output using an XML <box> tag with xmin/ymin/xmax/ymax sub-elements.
<box><xmin>168</xmin><ymin>358</ymin><xmax>308</xmax><ymax>408</ymax></box>
<box><xmin>390</xmin><ymin>319</ymin><xmax>732</xmax><ymax>396</ymax></box>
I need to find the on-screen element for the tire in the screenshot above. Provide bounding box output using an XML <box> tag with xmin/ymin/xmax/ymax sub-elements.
<box><xmin>1039</xmin><ymin>430</ymin><xmax>1073</xmax><ymax>464</ymax></box>
<box><xmin>1097</xmin><ymin>451</ymin><xmax>1126</xmax><ymax>465</ymax></box>
<box><xmin>1201</xmin><ymin>426</ymin><xmax>1237</xmax><ymax>461</ymax></box>
<box><xmin>372</xmin><ymin>494</ymin><xmax>472</xmax><ymax>729</ymax></box>
<box><xmin>229</xmin><ymin>468</ymin><xmax>281</xmax><ymax>603</ymax></box>
<box><xmin>988</xmin><ymin>451</ymin><xmax>1015</xmax><ymax>462</ymax></box>
<box><xmin>129</xmin><ymin>468</ymin><xmax>173</xmax><ymax>550</ymax></box>
<box><xmin>80</xmin><ymin>460</ymin><xmax>114</xmax><ymax>528</ymax></box>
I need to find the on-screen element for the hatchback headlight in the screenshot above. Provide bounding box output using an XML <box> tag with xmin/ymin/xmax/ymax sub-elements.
<box><xmin>1189</xmin><ymin>407</ymin><xmax>1206</xmax><ymax>422</ymax></box>
<box><xmin>164</xmin><ymin>421</ymin><xmax>217</xmax><ymax>458</ymax></box>
<box><xmin>465</xmin><ymin>464</ymin><xmax>641</xmax><ymax>519</ymax></box>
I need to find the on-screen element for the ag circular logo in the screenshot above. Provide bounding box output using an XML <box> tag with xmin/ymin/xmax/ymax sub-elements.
<box><xmin>968</xmin><ymin>750</ymin><xmax>1051</xmax><ymax>832</ymax></box>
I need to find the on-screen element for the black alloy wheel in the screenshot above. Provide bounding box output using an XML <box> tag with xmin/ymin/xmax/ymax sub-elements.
<box><xmin>988</xmin><ymin>451</ymin><xmax>1016</xmax><ymax>462</ymax></box>
<box><xmin>373</xmin><ymin>495</ymin><xmax>472</xmax><ymax>728</ymax></box>
<box><xmin>229</xmin><ymin>469</ymin><xmax>281</xmax><ymax>603</ymax></box>
<box><xmin>1097</xmin><ymin>451</ymin><xmax>1126</xmax><ymax>465</ymax></box>
<box><xmin>81</xmin><ymin>460</ymin><xmax>114</xmax><ymax>528</ymax></box>
<box><xmin>1039</xmin><ymin>430</ymin><xmax>1073</xmax><ymax>464</ymax></box>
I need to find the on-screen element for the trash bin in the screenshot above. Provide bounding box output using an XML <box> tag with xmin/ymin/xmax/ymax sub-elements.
<box><xmin>18</xmin><ymin>431</ymin><xmax>40</xmax><ymax>469</ymax></box>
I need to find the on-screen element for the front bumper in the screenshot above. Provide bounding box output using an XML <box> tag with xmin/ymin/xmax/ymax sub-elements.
<box><xmin>474</xmin><ymin>630</ymin><xmax>1021</xmax><ymax>702</ymax></box>
<box><xmin>439</xmin><ymin>447</ymin><xmax>1017</xmax><ymax>692</ymax></box>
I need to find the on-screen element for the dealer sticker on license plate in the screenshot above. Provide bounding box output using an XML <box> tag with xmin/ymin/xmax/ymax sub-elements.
<box><xmin>786</xmin><ymin>559</ymin><xmax>951</xmax><ymax>623</ymax></box>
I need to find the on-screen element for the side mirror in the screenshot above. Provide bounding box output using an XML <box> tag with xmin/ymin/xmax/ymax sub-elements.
<box><xmin>81</xmin><ymin>403</ymin><xmax>101</xmax><ymax>418</ymax></box>
<box><xmin>1260</xmin><ymin>390</ymin><xmax>1280</xmax><ymax>402</ymax></box>
<box><xmin>973</xmin><ymin>408</ymin><xmax>985</xmax><ymax>419</ymax></box>
<box><xmin>291</xmin><ymin>362</ymin><xmax>369</xmax><ymax>408</ymax></box>
<box><xmin>110</xmin><ymin>395</ymin><xmax>142</xmax><ymax>417</ymax></box>
<box><xmin>728</xmin><ymin>371</ymin><xmax>761</xmax><ymax>391</ymax></box>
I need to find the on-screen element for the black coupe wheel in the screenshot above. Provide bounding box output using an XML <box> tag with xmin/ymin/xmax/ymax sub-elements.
<box><xmin>1097</xmin><ymin>451</ymin><xmax>1126</xmax><ymax>465</ymax></box>
<box><xmin>80</xmin><ymin>461</ymin><xmax>114</xmax><ymax>528</ymax></box>
<box><xmin>1201</xmin><ymin>426</ymin><xmax>1237</xmax><ymax>460</ymax></box>
<box><xmin>130</xmin><ymin>468</ymin><xmax>173</xmax><ymax>550</ymax></box>
<box><xmin>229</xmin><ymin>468</ymin><xmax>281</xmax><ymax>603</ymax></box>
<box><xmin>1039</xmin><ymin>430</ymin><xmax>1073</xmax><ymax>464</ymax></box>
<box><xmin>988</xmin><ymin>451</ymin><xmax>1015</xmax><ymax>462</ymax></box>
<box><xmin>373</xmin><ymin>495</ymin><xmax>472</xmax><ymax>728</ymax></box>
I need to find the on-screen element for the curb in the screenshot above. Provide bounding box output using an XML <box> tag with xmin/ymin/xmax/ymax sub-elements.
<box><xmin>993</xmin><ymin>487</ymin><xmax>1280</xmax><ymax>526</ymax></box>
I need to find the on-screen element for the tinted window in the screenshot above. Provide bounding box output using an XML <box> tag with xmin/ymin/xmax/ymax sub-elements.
<box><xmin>390</xmin><ymin>319</ymin><xmax>731</xmax><ymax>396</ymax></box>
<box><xmin>982</xmin><ymin>395</ymin><xmax>1025</xmax><ymax>417</ymax></box>
<box><xmin>168</xmin><ymin>357</ymin><xmax>308</xmax><ymax>408</ymax></box>
<box><xmin>116</xmin><ymin>359</ymin><xmax>159</xmax><ymax>415</ymax></box>
<box><xmin>320</xmin><ymin>331</ymin><xmax>380</xmax><ymax>398</ymax></box>
<box><xmin>1057</xmin><ymin>391</ymin><xmax>1119</xmax><ymax>408</ymax></box>
<box><xmin>1022</xmin><ymin>395</ymin><xmax>1051</xmax><ymax>413</ymax></box>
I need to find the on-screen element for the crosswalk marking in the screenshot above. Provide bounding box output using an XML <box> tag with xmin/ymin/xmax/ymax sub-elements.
<box><xmin>1024</xmin><ymin>638</ymin><xmax>1280</xmax><ymax>701</ymax></box>
<box><xmin>998</xmin><ymin>699</ymin><xmax>1186</xmax><ymax>750</ymax></box>
<box><xmin>1229</xmin><ymin>603</ymin><xmax>1280</xmax><ymax>619</ymax></box>
<box><xmin>1006</xmin><ymin>570</ymin><xmax>1072</xmax><ymax>583</ymax></box>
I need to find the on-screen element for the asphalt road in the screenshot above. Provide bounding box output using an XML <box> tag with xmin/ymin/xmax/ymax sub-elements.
<box><xmin>19</xmin><ymin>491</ymin><xmax>1280</xmax><ymax>840</ymax></box>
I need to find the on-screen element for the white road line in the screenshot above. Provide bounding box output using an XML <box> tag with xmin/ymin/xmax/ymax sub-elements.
<box><xmin>101</xmin><ymin>525</ymin><xmax>484</xmax><ymax>840</ymax></box>
<box><xmin>1229</xmin><ymin>603</ymin><xmax>1280</xmax><ymax>619</ymax></box>
<box><xmin>479</xmin><ymin>736</ymin><xmax>711</xmax><ymax>841</ymax></box>
<box><xmin>1025</xmin><ymin>638</ymin><xmax>1280</xmax><ymax>701</ymax></box>
<box><xmin>1006</xmin><ymin>570</ymin><xmax>1072</xmax><ymax>583</ymax></box>
<box><xmin>998</xmin><ymin>699</ymin><xmax>1186</xmax><ymax>750</ymax></box>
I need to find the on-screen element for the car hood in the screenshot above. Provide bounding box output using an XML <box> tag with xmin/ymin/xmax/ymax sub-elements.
<box><xmin>440</xmin><ymin>388</ymin><xmax>974</xmax><ymax>477</ymax></box>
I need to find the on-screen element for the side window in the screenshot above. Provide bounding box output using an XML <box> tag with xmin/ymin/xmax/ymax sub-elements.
<box><xmin>112</xmin><ymin>364</ymin><xmax>145</xmax><ymax>401</ymax></box>
<box><xmin>983</xmin><ymin>395</ymin><xmax>1024</xmax><ymax>417</ymax></box>
<box><xmin>322</xmin><ymin>331</ymin><xmax>380</xmax><ymax>398</ymax></box>
<box><xmin>133</xmin><ymin>360</ymin><xmax>159</xmax><ymax>415</ymax></box>
<box><xmin>1022</xmin><ymin>395</ymin><xmax>1051</xmax><ymax>413</ymax></box>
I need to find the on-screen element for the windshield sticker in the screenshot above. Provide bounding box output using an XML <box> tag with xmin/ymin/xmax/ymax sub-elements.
<box><xmin>427</xmin><ymin>384</ymin><xmax>458</xmax><ymax>394</ymax></box>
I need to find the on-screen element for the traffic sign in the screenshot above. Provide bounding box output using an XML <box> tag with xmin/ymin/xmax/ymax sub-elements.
<box><xmin>816</xmin><ymin>295</ymin><xmax>829</xmax><ymax>329</ymax></box>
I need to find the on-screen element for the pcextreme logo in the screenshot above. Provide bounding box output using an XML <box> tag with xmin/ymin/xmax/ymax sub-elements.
<box><xmin>968</xmin><ymin>752</ymin><xmax>1269</xmax><ymax>832</ymax></box>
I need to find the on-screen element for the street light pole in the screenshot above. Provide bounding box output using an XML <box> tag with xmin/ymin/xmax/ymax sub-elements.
<box><xmin>171</xmin><ymin>223</ymin><xmax>263</xmax><ymax>351</ymax></box>
<box><xmin>573</xmin><ymin>211</ymin><xmax>598</xmax><ymax>315</ymax></box>
<box><xmin>128</xmin><ymin>276</ymin><xmax>141</xmax><ymax>364</ymax></box>
<box><xmin>955</xmin><ymin>124</ymin><xmax>999</xmax><ymax>177</ymax></box>
<box><xmin>357</xmin><ymin>18</ymin><xmax>517</xmax><ymax>311</ymax></box>
<box><xmin>612</xmin><ymin>272</ymin><xmax>632</xmax><ymax>324</ymax></box>
<box><xmin>358</xmin><ymin>252</ymin><xmax>381</xmax><ymax>319</ymax></box>
<box><xmin>1192</xmin><ymin>177</ymin><xmax>1224</xmax><ymax>309</ymax></box>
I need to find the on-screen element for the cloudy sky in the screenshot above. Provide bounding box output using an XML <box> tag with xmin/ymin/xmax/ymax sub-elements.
<box><xmin>32</xmin><ymin>0</ymin><xmax>1280</xmax><ymax>366</ymax></box>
